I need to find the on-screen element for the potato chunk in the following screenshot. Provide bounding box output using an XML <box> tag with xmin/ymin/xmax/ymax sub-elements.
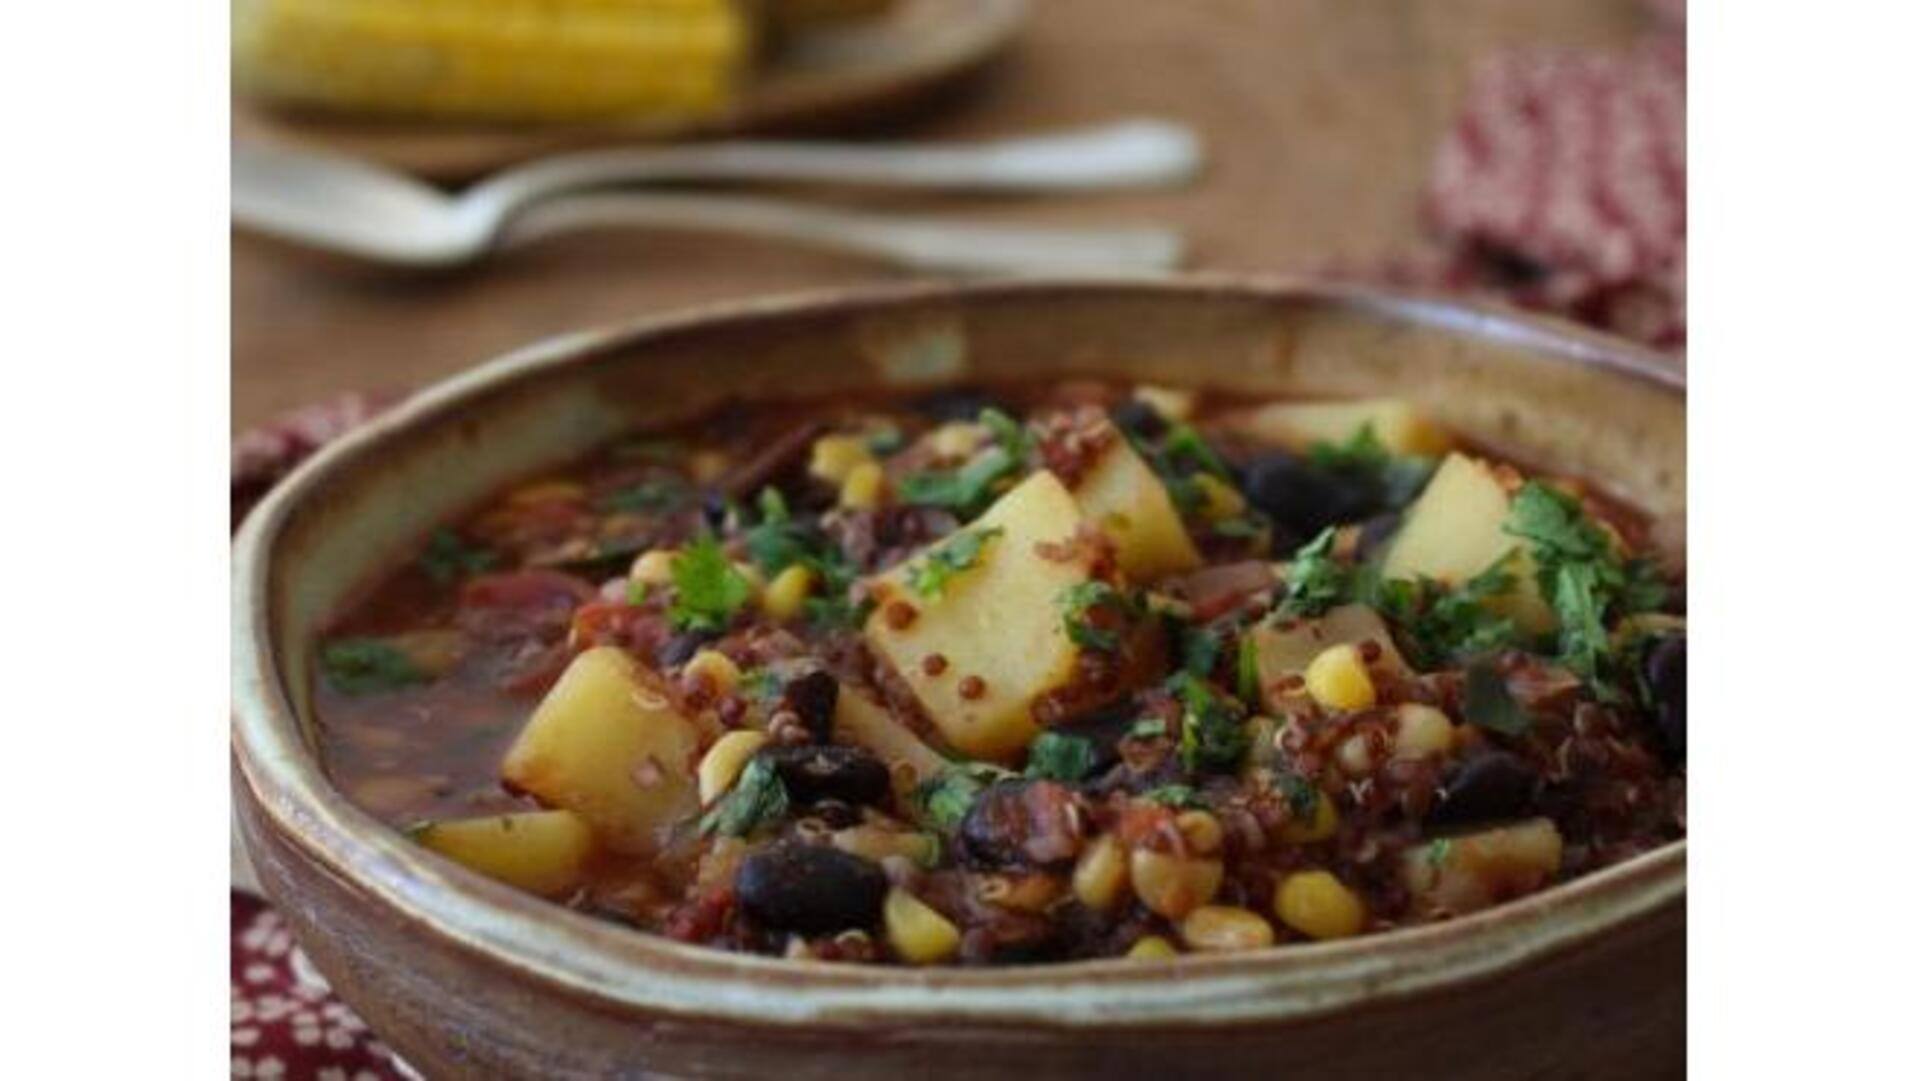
<box><xmin>1252</xmin><ymin>603</ymin><xmax>1408</xmax><ymax>711</ymax></box>
<box><xmin>832</xmin><ymin>684</ymin><xmax>951</xmax><ymax>799</ymax></box>
<box><xmin>1226</xmin><ymin>398</ymin><xmax>1453</xmax><ymax>457</ymax></box>
<box><xmin>863</xmin><ymin>471</ymin><xmax>1099</xmax><ymax>761</ymax></box>
<box><xmin>1403</xmin><ymin>818</ymin><xmax>1564</xmax><ymax>916</ymax></box>
<box><xmin>1069</xmin><ymin>430</ymin><xmax>1201</xmax><ymax>583</ymax></box>
<box><xmin>1379</xmin><ymin>453</ymin><xmax>1555</xmax><ymax>633</ymax></box>
<box><xmin>414</xmin><ymin>809</ymin><xmax>594</xmax><ymax>898</ymax></box>
<box><xmin>500</xmin><ymin>646</ymin><xmax>701</xmax><ymax>854</ymax></box>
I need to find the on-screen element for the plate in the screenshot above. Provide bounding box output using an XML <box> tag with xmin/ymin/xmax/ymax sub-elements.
<box><xmin>230</xmin><ymin>0</ymin><xmax>1030</xmax><ymax>180</ymax></box>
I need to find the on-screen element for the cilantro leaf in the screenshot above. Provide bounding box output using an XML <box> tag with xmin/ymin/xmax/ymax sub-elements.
<box><xmin>418</xmin><ymin>528</ymin><xmax>496</xmax><ymax>585</ymax></box>
<box><xmin>1058</xmin><ymin>580</ymin><xmax>1137</xmax><ymax>652</ymax></box>
<box><xmin>1169</xmin><ymin>671</ymin><xmax>1251</xmax><ymax>774</ymax></box>
<box><xmin>1462</xmin><ymin>659</ymin><xmax>1533</xmax><ymax>735</ymax></box>
<box><xmin>1279</xmin><ymin>528</ymin><xmax>1349</xmax><ymax>617</ymax></box>
<box><xmin>699</xmin><ymin>756</ymin><xmax>789</xmax><ymax>837</ymax></box>
<box><xmin>908</xmin><ymin>527</ymin><xmax>1002</xmax><ymax>599</ymax></box>
<box><xmin>1235</xmin><ymin>632</ymin><xmax>1263</xmax><ymax>706</ymax></box>
<box><xmin>1025</xmin><ymin>731</ymin><xmax>1097</xmax><ymax>782</ymax></box>
<box><xmin>898</xmin><ymin>408</ymin><xmax>1031</xmax><ymax>518</ymax></box>
<box><xmin>1179</xmin><ymin>622</ymin><xmax>1224</xmax><ymax>678</ymax></box>
<box><xmin>668</xmin><ymin>535</ymin><xmax>752</xmax><ymax>632</ymax></box>
<box><xmin>1140</xmin><ymin>784</ymin><xmax>1205</xmax><ymax>809</ymax></box>
<box><xmin>320</xmin><ymin>638</ymin><xmax>425</xmax><ymax>696</ymax></box>
<box><xmin>913</xmin><ymin>763</ymin><xmax>1013</xmax><ymax>831</ymax></box>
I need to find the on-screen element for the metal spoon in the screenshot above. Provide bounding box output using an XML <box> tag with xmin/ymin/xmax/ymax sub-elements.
<box><xmin>231</xmin><ymin>120</ymin><xmax>1200</xmax><ymax>269</ymax></box>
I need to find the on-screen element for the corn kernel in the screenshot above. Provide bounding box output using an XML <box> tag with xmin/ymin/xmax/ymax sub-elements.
<box><xmin>1126</xmin><ymin>934</ymin><xmax>1180</xmax><ymax>960</ymax></box>
<box><xmin>696</xmin><ymin>730</ymin><xmax>769</xmax><ymax>804</ymax></box>
<box><xmin>1072</xmin><ymin>834</ymin><xmax>1130</xmax><ymax>910</ymax></box>
<box><xmin>1278</xmin><ymin>788</ymin><xmax>1340</xmax><ymax>843</ymax></box>
<box><xmin>630</xmin><ymin>549</ymin><xmax>678</xmax><ymax>586</ymax></box>
<box><xmin>929</xmin><ymin>421</ymin><xmax>988</xmax><ymax>459</ymax></box>
<box><xmin>884</xmin><ymin>888</ymin><xmax>961</xmax><ymax>965</ymax></box>
<box><xmin>1174</xmin><ymin>810</ymin><xmax>1225</xmax><ymax>856</ymax></box>
<box><xmin>1191</xmin><ymin>473</ymin><xmax>1249</xmax><ymax>521</ymax></box>
<box><xmin>1336</xmin><ymin>733</ymin><xmax>1377</xmax><ymax>776</ymax></box>
<box><xmin>761</xmin><ymin>564</ymin><xmax>816</xmax><ymax>622</ymax></box>
<box><xmin>1393</xmin><ymin>704</ymin><xmax>1456</xmax><ymax>759</ymax></box>
<box><xmin>1134</xmin><ymin>385</ymin><xmax>1197</xmax><ymax>423</ymax></box>
<box><xmin>1179</xmin><ymin>905</ymin><xmax>1277</xmax><ymax>952</ymax></box>
<box><xmin>684</xmin><ymin>649</ymin><xmax>741</xmax><ymax>696</ymax></box>
<box><xmin>1275</xmin><ymin>870</ymin><xmax>1367</xmax><ymax>940</ymax></box>
<box><xmin>1130</xmin><ymin>848</ymin><xmax>1224</xmax><ymax>920</ymax></box>
<box><xmin>808</xmin><ymin>434</ymin><xmax>875</xmax><ymax>485</ymax></box>
<box><xmin>1304</xmin><ymin>644</ymin><xmax>1376</xmax><ymax>711</ymax></box>
<box><xmin>839</xmin><ymin>461</ymin><xmax>886</xmax><ymax>510</ymax></box>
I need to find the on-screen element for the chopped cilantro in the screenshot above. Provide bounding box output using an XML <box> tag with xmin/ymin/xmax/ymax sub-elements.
<box><xmin>625</xmin><ymin>579</ymin><xmax>650</xmax><ymax>607</ymax></box>
<box><xmin>804</xmin><ymin>594</ymin><xmax>874</xmax><ymax>631</ymax></box>
<box><xmin>320</xmin><ymin>638</ymin><xmax>425</xmax><ymax>696</ymax></box>
<box><xmin>1058</xmin><ymin>580</ymin><xmax>1137</xmax><ymax>652</ymax></box>
<box><xmin>418</xmin><ymin>528</ymin><xmax>496</xmax><ymax>585</ymax></box>
<box><xmin>1279</xmin><ymin>528</ymin><xmax>1348</xmax><ymax>617</ymax></box>
<box><xmin>1462</xmin><ymin>659</ymin><xmax>1533</xmax><ymax>735</ymax></box>
<box><xmin>1424</xmin><ymin>838</ymin><xmax>1454</xmax><ymax>868</ymax></box>
<box><xmin>1235</xmin><ymin>633</ymin><xmax>1263</xmax><ymax>706</ymax></box>
<box><xmin>898</xmin><ymin>408</ymin><xmax>1030</xmax><ymax>518</ymax></box>
<box><xmin>908</xmin><ymin>527</ymin><xmax>1003</xmax><ymax>599</ymax></box>
<box><xmin>1130</xmin><ymin>717</ymin><xmax>1169</xmax><ymax>740</ymax></box>
<box><xmin>1168</xmin><ymin>671</ymin><xmax>1251</xmax><ymax>774</ymax></box>
<box><xmin>668</xmin><ymin>535</ymin><xmax>752</xmax><ymax>633</ymax></box>
<box><xmin>1179</xmin><ymin>621</ymin><xmax>1224</xmax><ymax>677</ymax></box>
<box><xmin>1210</xmin><ymin>515</ymin><xmax>1268</xmax><ymax>539</ymax></box>
<box><xmin>1504</xmin><ymin>482</ymin><xmax>1670</xmax><ymax>695</ymax></box>
<box><xmin>1140</xmin><ymin>784</ymin><xmax>1205</xmax><ymax>809</ymax></box>
<box><xmin>1163</xmin><ymin>424</ymin><xmax>1231</xmax><ymax>479</ymax></box>
<box><xmin>699</xmin><ymin>756</ymin><xmax>789</xmax><ymax>837</ymax></box>
<box><xmin>913</xmin><ymin>763</ymin><xmax>1012</xmax><ymax>831</ymax></box>
<box><xmin>1025</xmin><ymin>731</ymin><xmax>1098</xmax><ymax>782</ymax></box>
<box><xmin>1360</xmin><ymin>555</ymin><xmax>1525</xmax><ymax>669</ymax></box>
<box><xmin>1274</xmin><ymin>771</ymin><xmax>1322</xmax><ymax>818</ymax></box>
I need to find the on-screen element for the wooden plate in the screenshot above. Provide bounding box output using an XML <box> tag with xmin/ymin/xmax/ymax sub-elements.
<box><xmin>231</xmin><ymin>0</ymin><xmax>1030</xmax><ymax>181</ymax></box>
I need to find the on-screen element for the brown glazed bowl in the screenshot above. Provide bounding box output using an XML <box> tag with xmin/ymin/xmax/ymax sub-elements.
<box><xmin>232</xmin><ymin>278</ymin><xmax>1686</xmax><ymax>1080</ymax></box>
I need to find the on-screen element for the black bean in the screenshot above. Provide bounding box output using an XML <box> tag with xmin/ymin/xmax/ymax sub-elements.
<box><xmin>699</xmin><ymin>490</ymin><xmax>732</xmax><ymax>533</ymax></box>
<box><xmin>656</xmin><ymin>630</ymin><xmax>713</xmax><ymax>668</ymax></box>
<box><xmin>759</xmin><ymin>744</ymin><xmax>891</xmax><ymax>807</ymax></box>
<box><xmin>1645</xmin><ymin>635</ymin><xmax>1686</xmax><ymax>760</ymax></box>
<box><xmin>1240</xmin><ymin>451</ymin><xmax>1378</xmax><ymax>537</ymax></box>
<box><xmin>1108</xmin><ymin>399</ymin><xmax>1167</xmax><ymax>440</ymax></box>
<box><xmin>1428</xmin><ymin>751</ymin><xmax>1539</xmax><ymax>827</ymax></box>
<box><xmin>959</xmin><ymin>779</ymin><xmax>1083</xmax><ymax>869</ymax></box>
<box><xmin>913</xmin><ymin>387</ymin><xmax>1008</xmax><ymax>424</ymax></box>
<box><xmin>779</xmin><ymin>669</ymin><xmax>840</xmax><ymax>742</ymax></box>
<box><xmin>735</xmin><ymin>843</ymin><xmax>886</xmax><ymax>935</ymax></box>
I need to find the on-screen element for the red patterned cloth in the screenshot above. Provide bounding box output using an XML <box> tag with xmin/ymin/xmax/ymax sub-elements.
<box><xmin>231</xmin><ymin>892</ymin><xmax>408</xmax><ymax>1080</ymax></box>
<box><xmin>232</xmin><ymin>392</ymin><xmax>400</xmax><ymax>528</ymax></box>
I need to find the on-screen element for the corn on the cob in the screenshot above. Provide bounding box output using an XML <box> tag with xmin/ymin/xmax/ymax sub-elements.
<box><xmin>233</xmin><ymin>0</ymin><xmax>756</xmax><ymax>124</ymax></box>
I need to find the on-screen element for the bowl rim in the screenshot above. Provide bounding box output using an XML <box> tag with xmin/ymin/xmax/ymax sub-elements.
<box><xmin>232</xmin><ymin>274</ymin><xmax>1685</xmax><ymax>1032</ymax></box>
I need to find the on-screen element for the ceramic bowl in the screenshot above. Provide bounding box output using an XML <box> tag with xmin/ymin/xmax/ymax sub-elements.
<box><xmin>232</xmin><ymin>277</ymin><xmax>1686</xmax><ymax>1080</ymax></box>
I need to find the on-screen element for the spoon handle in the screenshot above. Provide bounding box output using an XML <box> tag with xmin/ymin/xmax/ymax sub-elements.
<box><xmin>464</xmin><ymin>119</ymin><xmax>1202</xmax><ymax>213</ymax></box>
<box><xmin>497</xmin><ymin>191</ymin><xmax>1185</xmax><ymax>275</ymax></box>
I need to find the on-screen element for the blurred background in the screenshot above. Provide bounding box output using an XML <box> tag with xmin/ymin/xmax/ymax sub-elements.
<box><xmin>233</xmin><ymin>0</ymin><xmax>1683</xmax><ymax>435</ymax></box>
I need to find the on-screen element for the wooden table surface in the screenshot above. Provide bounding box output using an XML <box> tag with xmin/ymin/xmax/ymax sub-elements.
<box><xmin>232</xmin><ymin>0</ymin><xmax>1651</xmax><ymax>432</ymax></box>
